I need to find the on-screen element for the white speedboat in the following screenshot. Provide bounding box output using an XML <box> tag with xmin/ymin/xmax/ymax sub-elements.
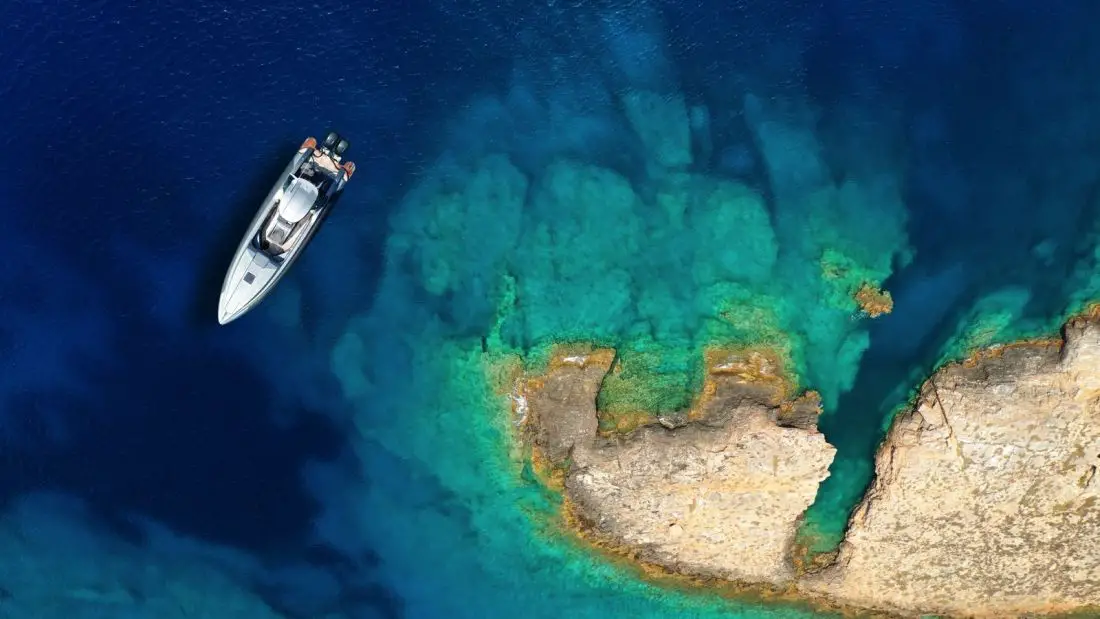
<box><xmin>217</xmin><ymin>132</ymin><xmax>355</xmax><ymax>325</ymax></box>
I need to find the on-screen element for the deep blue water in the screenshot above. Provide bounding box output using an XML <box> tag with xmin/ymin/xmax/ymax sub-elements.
<box><xmin>5</xmin><ymin>1</ymin><xmax>1100</xmax><ymax>617</ymax></box>
<box><xmin>1</xmin><ymin>1</ymin><xmax>450</xmax><ymax>615</ymax></box>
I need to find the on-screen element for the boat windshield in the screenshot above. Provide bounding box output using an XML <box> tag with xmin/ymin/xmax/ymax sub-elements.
<box><xmin>278</xmin><ymin>176</ymin><xmax>319</xmax><ymax>223</ymax></box>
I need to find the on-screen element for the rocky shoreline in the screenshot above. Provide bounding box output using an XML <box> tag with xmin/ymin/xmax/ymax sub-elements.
<box><xmin>517</xmin><ymin>346</ymin><xmax>835</xmax><ymax>589</ymax></box>
<box><xmin>511</xmin><ymin>311</ymin><xmax>1100</xmax><ymax>618</ymax></box>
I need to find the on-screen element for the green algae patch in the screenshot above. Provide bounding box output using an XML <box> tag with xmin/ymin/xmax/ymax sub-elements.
<box><xmin>936</xmin><ymin>287</ymin><xmax>1035</xmax><ymax>365</ymax></box>
<box><xmin>1050</xmin><ymin>608</ymin><xmax>1100</xmax><ymax>619</ymax></box>
<box><xmin>712</xmin><ymin>285</ymin><xmax>791</xmax><ymax>343</ymax></box>
<box><xmin>596</xmin><ymin>345</ymin><xmax>698</xmax><ymax>426</ymax></box>
<box><xmin>822</xmin><ymin>247</ymin><xmax>896</xmax><ymax>318</ymax></box>
<box><xmin>933</xmin><ymin>287</ymin><xmax>1078</xmax><ymax>376</ymax></box>
<box><xmin>394</xmin><ymin>152</ymin><xmax>906</xmax><ymax>414</ymax></box>
<box><xmin>820</xmin><ymin>247</ymin><xmax>877</xmax><ymax>311</ymax></box>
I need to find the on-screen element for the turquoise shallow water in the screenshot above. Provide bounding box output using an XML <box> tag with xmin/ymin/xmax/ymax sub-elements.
<box><xmin>324</xmin><ymin>4</ymin><xmax>1100</xmax><ymax>616</ymax></box>
<box><xmin>333</xmin><ymin>283</ymin><xmax>836</xmax><ymax>619</ymax></box>
<box><xmin>330</xmin><ymin>87</ymin><xmax>906</xmax><ymax>615</ymax></box>
<box><xmin>10</xmin><ymin>1</ymin><xmax>1100</xmax><ymax>617</ymax></box>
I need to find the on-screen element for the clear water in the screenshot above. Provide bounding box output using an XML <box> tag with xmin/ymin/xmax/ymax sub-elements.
<box><xmin>5</xmin><ymin>1</ymin><xmax>1100</xmax><ymax>618</ymax></box>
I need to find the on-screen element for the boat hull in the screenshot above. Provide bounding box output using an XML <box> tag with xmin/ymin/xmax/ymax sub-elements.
<box><xmin>216</xmin><ymin>136</ymin><xmax>348</xmax><ymax>325</ymax></box>
<box><xmin>218</xmin><ymin>242</ymin><xmax>286</xmax><ymax>325</ymax></box>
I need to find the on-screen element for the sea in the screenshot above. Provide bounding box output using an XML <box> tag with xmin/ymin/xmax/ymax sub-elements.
<box><xmin>3</xmin><ymin>1</ymin><xmax>1100</xmax><ymax>618</ymax></box>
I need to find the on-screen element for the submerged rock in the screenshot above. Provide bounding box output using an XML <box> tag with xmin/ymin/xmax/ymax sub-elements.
<box><xmin>0</xmin><ymin>493</ymin><xmax>287</xmax><ymax>619</ymax></box>
<box><xmin>520</xmin><ymin>346</ymin><xmax>836</xmax><ymax>588</ymax></box>
<box><xmin>801</xmin><ymin>312</ymin><xmax>1100</xmax><ymax>617</ymax></box>
<box><xmin>853</xmin><ymin>282</ymin><xmax>893</xmax><ymax>317</ymax></box>
<box><xmin>619</xmin><ymin>89</ymin><xmax>693</xmax><ymax>169</ymax></box>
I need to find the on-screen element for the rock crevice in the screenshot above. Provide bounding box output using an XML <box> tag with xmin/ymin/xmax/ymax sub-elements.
<box><xmin>800</xmin><ymin>318</ymin><xmax>1100</xmax><ymax>617</ymax></box>
<box><xmin>517</xmin><ymin>313</ymin><xmax>1100</xmax><ymax>618</ymax></box>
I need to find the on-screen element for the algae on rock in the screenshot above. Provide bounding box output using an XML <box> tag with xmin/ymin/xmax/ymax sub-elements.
<box><xmin>518</xmin><ymin>346</ymin><xmax>836</xmax><ymax>589</ymax></box>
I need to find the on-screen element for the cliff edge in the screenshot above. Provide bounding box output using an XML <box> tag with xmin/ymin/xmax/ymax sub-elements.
<box><xmin>516</xmin><ymin>314</ymin><xmax>1100</xmax><ymax>617</ymax></box>
<box><xmin>519</xmin><ymin>347</ymin><xmax>836</xmax><ymax>588</ymax></box>
<box><xmin>801</xmin><ymin>314</ymin><xmax>1100</xmax><ymax>617</ymax></box>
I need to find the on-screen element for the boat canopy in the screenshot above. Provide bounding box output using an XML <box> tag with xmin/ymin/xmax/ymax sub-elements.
<box><xmin>278</xmin><ymin>176</ymin><xmax>319</xmax><ymax>223</ymax></box>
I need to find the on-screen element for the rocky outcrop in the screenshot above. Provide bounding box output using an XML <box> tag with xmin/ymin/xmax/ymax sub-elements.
<box><xmin>801</xmin><ymin>314</ymin><xmax>1100</xmax><ymax>617</ymax></box>
<box><xmin>854</xmin><ymin>283</ymin><xmax>893</xmax><ymax>317</ymax></box>
<box><xmin>517</xmin><ymin>314</ymin><xmax>1100</xmax><ymax>617</ymax></box>
<box><xmin>519</xmin><ymin>347</ymin><xmax>836</xmax><ymax>588</ymax></box>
